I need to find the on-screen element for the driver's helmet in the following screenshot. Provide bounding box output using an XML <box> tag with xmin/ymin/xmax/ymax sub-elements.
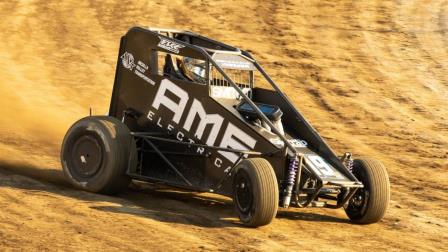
<box><xmin>180</xmin><ymin>57</ymin><xmax>206</xmax><ymax>84</ymax></box>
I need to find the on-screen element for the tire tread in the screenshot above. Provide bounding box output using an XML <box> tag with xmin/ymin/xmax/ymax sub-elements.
<box><xmin>234</xmin><ymin>158</ymin><xmax>278</xmax><ymax>227</ymax></box>
<box><xmin>347</xmin><ymin>158</ymin><xmax>390</xmax><ymax>224</ymax></box>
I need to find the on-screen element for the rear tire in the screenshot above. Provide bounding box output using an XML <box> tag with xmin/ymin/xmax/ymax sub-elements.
<box><xmin>232</xmin><ymin>158</ymin><xmax>279</xmax><ymax>227</ymax></box>
<box><xmin>345</xmin><ymin>158</ymin><xmax>390</xmax><ymax>224</ymax></box>
<box><xmin>61</xmin><ymin>116</ymin><xmax>136</xmax><ymax>194</ymax></box>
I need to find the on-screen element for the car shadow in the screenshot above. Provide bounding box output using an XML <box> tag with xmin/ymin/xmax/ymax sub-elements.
<box><xmin>0</xmin><ymin>161</ymin><xmax>239</xmax><ymax>228</ymax></box>
<box><xmin>0</xmin><ymin>161</ymin><xmax>350</xmax><ymax>227</ymax></box>
<box><xmin>276</xmin><ymin>210</ymin><xmax>350</xmax><ymax>224</ymax></box>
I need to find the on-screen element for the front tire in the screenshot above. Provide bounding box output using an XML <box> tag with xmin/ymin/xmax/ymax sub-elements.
<box><xmin>232</xmin><ymin>158</ymin><xmax>279</xmax><ymax>227</ymax></box>
<box><xmin>345</xmin><ymin>158</ymin><xmax>390</xmax><ymax>224</ymax></box>
<box><xmin>61</xmin><ymin>116</ymin><xmax>136</xmax><ymax>194</ymax></box>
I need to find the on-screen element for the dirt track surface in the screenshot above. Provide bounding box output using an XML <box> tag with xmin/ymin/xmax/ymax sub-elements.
<box><xmin>0</xmin><ymin>0</ymin><xmax>447</xmax><ymax>251</ymax></box>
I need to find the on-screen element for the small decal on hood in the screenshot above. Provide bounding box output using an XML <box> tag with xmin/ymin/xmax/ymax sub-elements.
<box><xmin>270</xmin><ymin>138</ymin><xmax>308</xmax><ymax>148</ymax></box>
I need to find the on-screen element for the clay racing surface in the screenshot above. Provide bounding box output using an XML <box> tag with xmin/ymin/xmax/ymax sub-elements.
<box><xmin>0</xmin><ymin>0</ymin><xmax>447</xmax><ymax>251</ymax></box>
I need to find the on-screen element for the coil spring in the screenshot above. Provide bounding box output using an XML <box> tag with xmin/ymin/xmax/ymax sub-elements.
<box><xmin>287</xmin><ymin>157</ymin><xmax>299</xmax><ymax>185</ymax></box>
<box><xmin>347</xmin><ymin>158</ymin><xmax>354</xmax><ymax>173</ymax></box>
<box><xmin>343</xmin><ymin>152</ymin><xmax>354</xmax><ymax>173</ymax></box>
<box><xmin>282</xmin><ymin>156</ymin><xmax>299</xmax><ymax>207</ymax></box>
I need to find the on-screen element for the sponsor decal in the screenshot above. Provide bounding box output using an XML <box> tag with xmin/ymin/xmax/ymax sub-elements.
<box><xmin>121</xmin><ymin>51</ymin><xmax>155</xmax><ymax>85</ymax></box>
<box><xmin>270</xmin><ymin>138</ymin><xmax>308</xmax><ymax>148</ymax></box>
<box><xmin>210</xmin><ymin>86</ymin><xmax>251</xmax><ymax>99</ymax></box>
<box><xmin>212</xmin><ymin>53</ymin><xmax>256</xmax><ymax>70</ymax></box>
<box><xmin>215</xmin><ymin>59</ymin><xmax>253</xmax><ymax>70</ymax></box>
<box><xmin>147</xmin><ymin>79</ymin><xmax>257</xmax><ymax>170</ymax></box>
<box><xmin>121</xmin><ymin>52</ymin><xmax>136</xmax><ymax>70</ymax></box>
<box><xmin>158</xmin><ymin>36</ymin><xmax>185</xmax><ymax>54</ymax></box>
<box><xmin>289</xmin><ymin>138</ymin><xmax>308</xmax><ymax>148</ymax></box>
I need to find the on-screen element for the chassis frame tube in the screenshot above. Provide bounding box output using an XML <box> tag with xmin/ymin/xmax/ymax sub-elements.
<box><xmin>130</xmin><ymin>132</ymin><xmax>267</xmax><ymax>192</ymax></box>
<box><xmin>142</xmin><ymin>138</ymin><xmax>193</xmax><ymax>186</ymax></box>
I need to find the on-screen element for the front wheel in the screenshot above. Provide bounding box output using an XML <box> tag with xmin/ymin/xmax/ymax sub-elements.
<box><xmin>345</xmin><ymin>158</ymin><xmax>390</xmax><ymax>224</ymax></box>
<box><xmin>232</xmin><ymin>158</ymin><xmax>279</xmax><ymax>227</ymax></box>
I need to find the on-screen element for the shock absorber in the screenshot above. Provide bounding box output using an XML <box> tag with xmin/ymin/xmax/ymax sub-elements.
<box><xmin>282</xmin><ymin>155</ymin><xmax>299</xmax><ymax>208</ymax></box>
<box><xmin>347</xmin><ymin>156</ymin><xmax>354</xmax><ymax>173</ymax></box>
<box><xmin>342</xmin><ymin>152</ymin><xmax>354</xmax><ymax>173</ymax></box>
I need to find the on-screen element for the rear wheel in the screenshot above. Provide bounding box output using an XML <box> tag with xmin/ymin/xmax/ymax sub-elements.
<box><xmin>61</xmin><ymin>116</ymin><xmax>136</xmax><ymax>194</ymax></box>
<box><xmin>232</xmin><ymin>158</ymin><xmax>279</xmax><ymax>227</ymax></box>
<box><xmin>345</xmin><ymin>158</ymin><xmax>390</xmax><ymax>224</ymax></box>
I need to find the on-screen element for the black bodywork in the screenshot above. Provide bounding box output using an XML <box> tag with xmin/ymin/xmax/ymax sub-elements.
<box><xmin>109</xmin><ymin>27</ymin><xmax>362</xmax><ymax>208</ymax></box>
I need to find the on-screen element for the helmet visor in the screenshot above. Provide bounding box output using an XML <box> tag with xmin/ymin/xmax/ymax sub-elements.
<box><xmin>182</xmin><ymin>57</ymin><xmax>206</xmax><ymax>83</ymax></box>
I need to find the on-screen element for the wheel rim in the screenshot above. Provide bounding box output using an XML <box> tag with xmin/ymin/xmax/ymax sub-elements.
<box><xmin>71</xmin><ymin>134</ymin><xmax>103</xmax><ymax>178</ymax></box>
<box><xmin>234</xmin><ymin>169</ymin><xmax>253</xmax><ymax>215</ymax></box>
<box><xmin>346</xmin><ymin>188</ymin><xmax>369</xmax><ymax>215</ymax></box>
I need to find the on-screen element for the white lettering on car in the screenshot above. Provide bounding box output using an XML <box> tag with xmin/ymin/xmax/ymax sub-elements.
<box><xmin>218</xmin><ymin>123</ymin><xmax>257</xmax><ymax>163</ymax></box>
<box><xmin>183</xmin><ymin>99</ymin><xmax>224</xmax><ymax>146</ymax></box>
<box><xmin>158</xmin><ymin>36</ymin><xmax>185</xmax><ymax>54</ymax></box>
<box><xmin>121</xmin><ymin>52</ymin><xmax>155</xmax><ymax>85</ymax></box>
<box><xmin>150</xmin><ymin>79</ymin><xmax>257</xmax><ymax>166</ymax></box>
<box><xmin>152</xmin><ymin>79</ymin><xmax>189</xmax><ymax>124</ymax></box>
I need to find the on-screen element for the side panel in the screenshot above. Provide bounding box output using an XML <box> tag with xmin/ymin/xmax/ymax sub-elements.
<box><xmin>109</xmin><ymin>29</ymin><xmax>279</xmax><ymax>194</ymax></box>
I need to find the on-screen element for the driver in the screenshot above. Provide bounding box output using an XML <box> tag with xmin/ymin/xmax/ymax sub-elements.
<box><xmin>163</xmin><ymin>54</ymin><xmax>206</xmax><ymax>84</ymax></box>
<box><xmin>179</xmin><ymin>57</ymin><xmax>206</xmax><ymax>84</ymax></box>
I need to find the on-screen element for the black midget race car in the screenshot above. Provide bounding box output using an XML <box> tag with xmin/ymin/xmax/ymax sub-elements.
<box><xmin>61</xmin><ymin>27</ymin><xmax>390</xmax><ymax>227</ymax></box>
